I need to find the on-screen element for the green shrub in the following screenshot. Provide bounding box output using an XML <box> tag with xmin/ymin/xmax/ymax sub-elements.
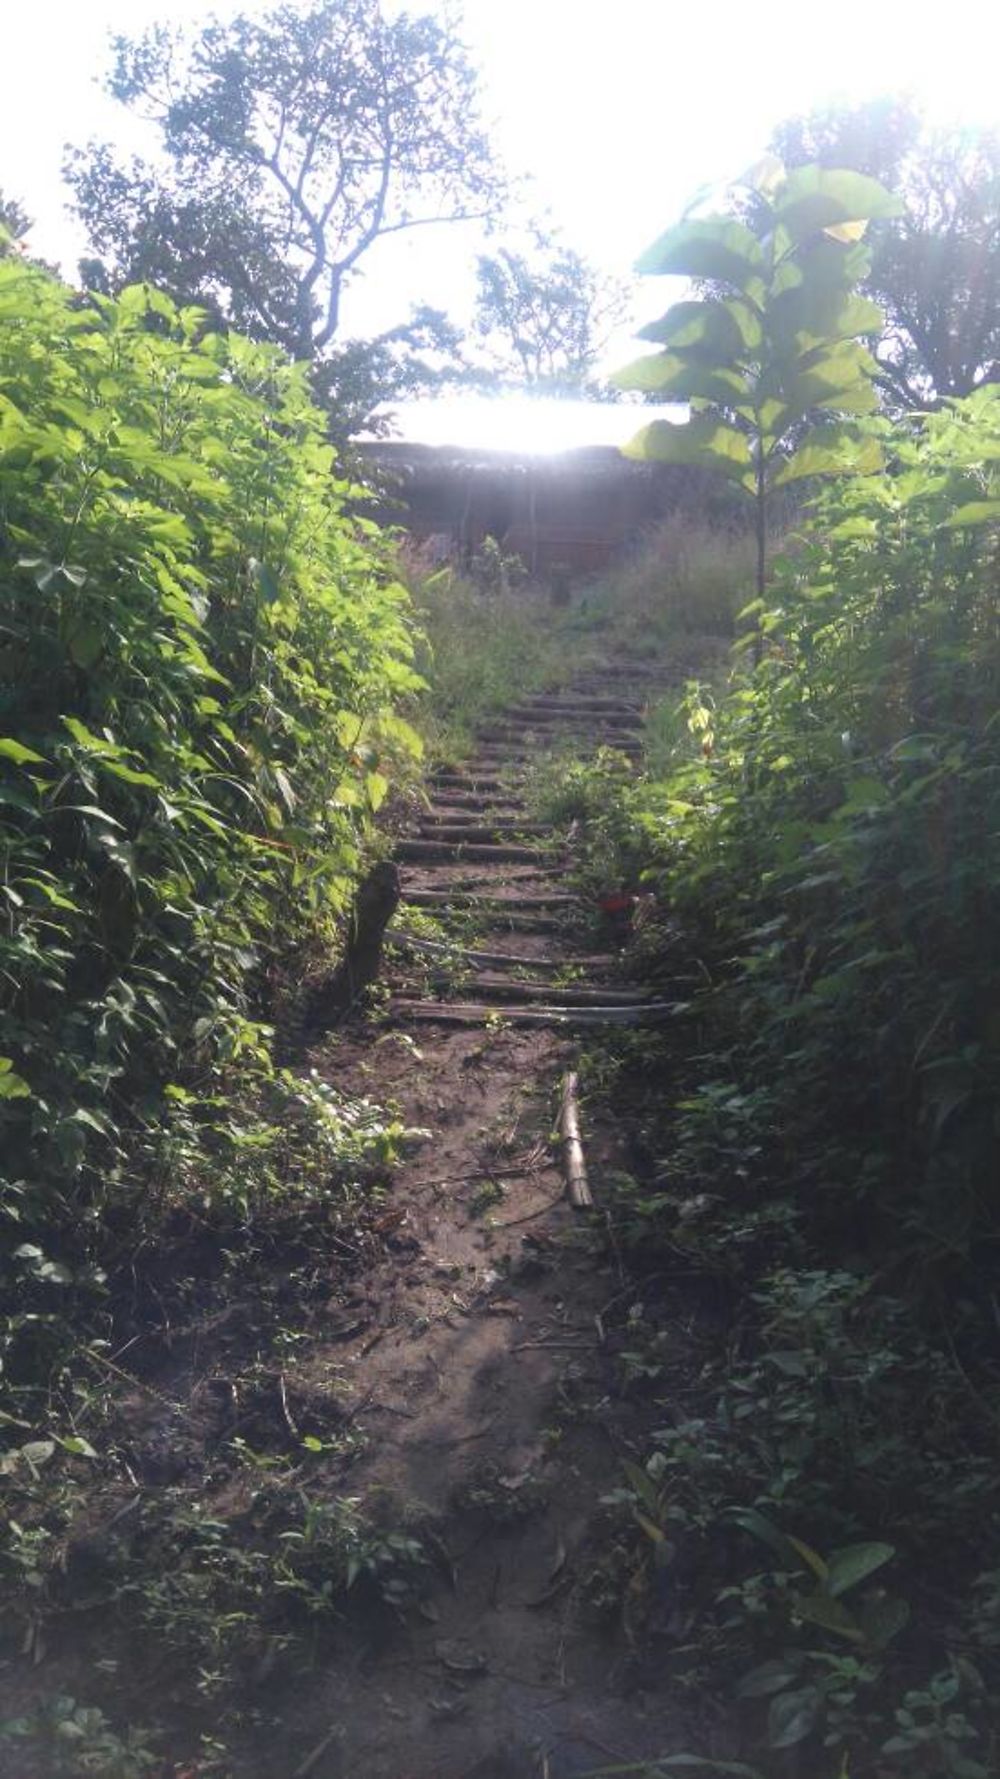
<box><xmin>574</xmin><ymin>387</ymin><xmax>1000</xmax><ymax>1773</ymax></box>
<box><xmin>0</xmin><ymin>260</ymin><xmax>421</xmax><ymax>1389</ymax></box>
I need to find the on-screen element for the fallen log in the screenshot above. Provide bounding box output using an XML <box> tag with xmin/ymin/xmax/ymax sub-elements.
<box><xmin>559</xmin><ymin>1071</ymin><xmax>592</xmax><ymax>1208</ymax></box>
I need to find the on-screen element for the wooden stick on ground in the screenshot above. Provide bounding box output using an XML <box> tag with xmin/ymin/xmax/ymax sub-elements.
<box><xmin>559</xmin><ymin>1070</ymin><xmax>593</xmax><ymax>1209</ymax></box>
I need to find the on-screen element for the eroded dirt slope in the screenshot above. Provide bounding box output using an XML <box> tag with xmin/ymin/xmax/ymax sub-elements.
<box><xmin>245</xmin><ymin>660</ymin><xmax>697</xmax><ymax>1779</ymax></box>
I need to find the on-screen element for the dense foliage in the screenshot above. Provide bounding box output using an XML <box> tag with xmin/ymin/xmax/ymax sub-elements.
<box><xmin>569</xmin><ymin>387</ymin><xmax>1000</xmax><ymax>1773</ymax></box>
<box><xmin>65</xmin><ymin>0</ymin><xmax>505</xmax><ymax>430</ymax></box>
<box><xmin>472</xmin><ymin>227</ymin><xmax>627</xmax><ymax>395</ymax></box>
<box><xmin>616</xmin><ymin>160</ymin><xmax>901</xmax><ymax>593</ymax></box>
<box><xmin>0</xmin><ymin>255</ymin><xmax>421</xmax><ymax>1393</ymax></box>
<box><xmin>772</xmin><ymin>98</ymin><xmax>1000</xmax><ymax>409</ymax></box>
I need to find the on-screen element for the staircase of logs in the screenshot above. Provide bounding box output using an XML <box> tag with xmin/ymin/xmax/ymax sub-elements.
<box><xmin>387</xmin><ymin>659</ymin><xmax>675</xmax><ymax>1028</ymax></box>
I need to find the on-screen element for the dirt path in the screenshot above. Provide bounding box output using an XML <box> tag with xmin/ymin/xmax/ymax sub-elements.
<box><xmin>253</xmin><ymin>660</ymin><xmax>690</xmax><ymax>1779</ymax></box>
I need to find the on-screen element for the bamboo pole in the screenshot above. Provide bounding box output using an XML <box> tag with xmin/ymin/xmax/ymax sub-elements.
<box><xmin>559</xmin><ymin>1070</ymin><xmax>593</xmax><ymax>1208</ymax></box>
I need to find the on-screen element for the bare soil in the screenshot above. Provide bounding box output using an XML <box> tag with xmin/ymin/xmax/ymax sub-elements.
<box><xmin>1</xmin><ymin>657</ymin><xmax>718</xmax><ymax>1779</ymax></box>
<box><xmin>241</xmin><ymin>668</ymin><xmax>694</xmax><ymax>1779</ymax></box>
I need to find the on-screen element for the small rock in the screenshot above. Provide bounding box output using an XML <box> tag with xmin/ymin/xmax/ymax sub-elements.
<box><xmin>435</xmin><ymin>1637</ymin><xmax>488</xmax><ymax>1677</ymax></box>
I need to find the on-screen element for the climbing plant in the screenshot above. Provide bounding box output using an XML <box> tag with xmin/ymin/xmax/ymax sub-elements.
<box><xmin>614</xmin><ymin>159</ymin><xmax>903</xmax><ymax>594</ymax></box>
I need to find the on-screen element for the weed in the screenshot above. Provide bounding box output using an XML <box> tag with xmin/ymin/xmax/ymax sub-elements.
<box><xmin>451</xmin><ymin>1460</ymin><xmax>550</xmax><ymax>1525</ymax></box>
<box><xmin>0</xmin><ymin>1697</ymin><xmax>159</xmax><ymax>1778</ymax></box>
<box><xmin>405</xmin><ymin>550</ymin><xmax>577</xmax><ymax>759</ymax></box>
<box><xmin>468</xmin><ymin>1178</ymin><xmax>507</xmax><ymax>1218</ymax></box>
<box><xmin>569</xmin><ymin>385</ymin><xmax>1000</xmax><ymax>1771</ymax></box>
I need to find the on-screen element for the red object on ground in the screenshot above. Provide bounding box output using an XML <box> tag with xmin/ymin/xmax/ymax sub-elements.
<box><xmin>597</xmin><ymin>891</ymin><xmax>635</xmax><ymax>916</ymax></box>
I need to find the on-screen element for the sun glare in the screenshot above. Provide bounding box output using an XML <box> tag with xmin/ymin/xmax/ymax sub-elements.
<box><xmin>380</xmin><ymin>393</ymin><xmax>680</xmax><ymax>455</ymax></box>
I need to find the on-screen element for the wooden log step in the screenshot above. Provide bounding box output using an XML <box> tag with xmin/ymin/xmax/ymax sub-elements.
<box><xmin>401</xmin><ymin>866</ymin><xmax>553</xmax><ymax>886</ymax></box>
<box><xmin>425</xmin><ymin>794</ymin><xmax>529</xmax><ymax>813</ymax></box>
<box><xmin>417</xmin><ymin>821</ymin><xmax>551</xmax><ymax>842</ymax></box>
<box><xmin>465</xmin><ymin>750</ymin><xmax>532</xmax><ymax>764</ymax></box>
<box><xmin>389</xmin><ymin>999</ymin><xmax>678</xmax><ymax>1027</ymax></box>
<box><xmin>422</xmin><ymin>810</ymin><xmax>531</xmax><ymax>827</ymax></box>
<box><xmin>418</xmin><ymin>974</ymin><xmax>650</xmax><ymax>1008</ymax></box>
<box><xmin>582</xmin><ymin>664</ymin><xmax>666</xmax><ymax>675</ymax></box>
<box><xmin>430</xmin><ymin>773</ymin><xmax>512</xmax><ymax>791</ymax></box>
<box><xmin>517</xmin><ymin>696</ymin><xmax>645</xmax><ymax>716</ymax></box>
<box><xmin>506</xmin><ymin>705</ymin><xmax>642</xmax><ymax>727</ymax></box>
<box><xmin>388</xmin><ymin>930</ymin><xmax>614</xmax><ymax>974</ymax></box>
<box><xmin>395</xmin><ymin>839</ymin><xmax>545</xmax><ymax>865</ymax></box>
<box><xmin>402</xmin><ymin>907</ymin><xmax>572</xmax><ymax>936</ymax></box>
<box><xmin>400</xmin><ymin>888</ymin><xmax>578</xmax><ymax>909</ymax></box>
<box><xmin>476</xmin><ymin>723</ymin><xmax>642</xmax><ymax>744</ymax></box>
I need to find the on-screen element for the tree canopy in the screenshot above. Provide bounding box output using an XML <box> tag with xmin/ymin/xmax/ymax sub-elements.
<box><xmin>772</xmin><ymin>98</ymin><xmax>1000</xmax><ymax>408</ymax></box>
<box><xmin>66</xmin><ymin>0</ymin><xmax>506</xmax><ymax>365</ymax></box>
<box><xmin>471</xmin><ymin>230</ymin><xmax>627</xmax><ymax>397</ymax></box>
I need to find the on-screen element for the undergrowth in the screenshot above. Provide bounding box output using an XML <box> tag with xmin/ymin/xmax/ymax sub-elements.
<box><xmin>0</xmin><ymin>251</ymin><xmax>424</xmax><ymax>1771</ymax></box>
<box><xmin>570</xmin><ymin>389</ymin><xmax>1000</xmax><ymax>1776</ymax></box>
<box><xmin>572</xmin><ymin>514</ymin><xmax>756</xmax><ymax>649</ymax></box>
<box><xmin>405</xmin><ymin>540</ymin><xmax>577</xmax><ymax>759</ymax></box>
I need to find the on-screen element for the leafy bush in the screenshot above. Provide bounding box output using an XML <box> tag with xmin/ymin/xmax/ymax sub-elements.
<box><xmin>0</xmin><ymin>257</ymin><xmax>421</xmax><ymax>1390</ymax></box>
<box><xmin>576</xmin><ymin>387</ymin><xmax>1000</xmax><ymax>1772</ymax></box>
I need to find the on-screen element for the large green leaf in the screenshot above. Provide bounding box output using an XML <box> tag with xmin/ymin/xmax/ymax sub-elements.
<box><xmin>764</xmin><ymin>347</ymin><xmax>880</xmax><ymax>417</ymax></box>
<box><xmin>0</xmin><ymin>737</ymin><xmax>46</xmax><ymax>766</ymax></box>
<box><xmin>858</xmin><ymin>1596</ymin><xmax>911</xmax><ymax>1649</ymax></box>
<box><xmin>772</xmin><ymin>424</ymin><xmax>883</xmax><ymax>487</ymax></box>
<box><xmin>770</xmin><ymin>235</ymin><xmax>871</xmax><ymax>300</ymax></box>
<box><xmin>724</xmin><ymin>1506</ymin><xmax>798</xmax><ymax>1565</ymax></box>
<box><xmin>768</xmin><ymin>290</ymin><xmax>885</xmax><ymax>361</ymax></box>
<box><xmin>942</xmin><ymin>499</ymin><xmax>1000</xmax><ymax>528</ymax></box>
<box><xmin>613</xmin><ymin>352</ymin><xmax>749</xmax><ymax>404</ymax></box>
<box><xmin>637</xmin><ymin>297</ymin><xmax>762</xmax><ymax>357</ymax></box>
<box><xmin>635</xmin><ymin>217</ymin><xmax>764</xmax><ymax>291</ymax></box>
<box><xmin>774</xmin><ymin>166</ymin><xmax>904</xmax><ymax>239</ymax></box>
<box><xmin>768</xmin><ymin>1686</ymin><xmax>821</xmax><ymax>1749</ymax></box>
<box><xmin>826</xmin><ymin>1541</ymin><xmax>895</xmax><ymax>1597</ymax></box>
<box><xmin>0</xmin><ymin>1057</ymin><xmax>32</xmax><ymax>1100</ymax></box>
<box><xmin>737</xmin><ymin>1659</ymin><xmax>803</xmax><ymax>1699</ymax></box>
<box><xmin>623</xmin><ymin>415</ymin><xmax>752</xmax><ymax>481</ymax></box>
<box><xmin>791</xmin><ymin>1591</ymin><xmax>864</xmax><ymax>1640</ymax></box>
<box><xmin>761</xmin><ymin>341</ymin><xmax>871</xmax><ymax>402</ymax></box>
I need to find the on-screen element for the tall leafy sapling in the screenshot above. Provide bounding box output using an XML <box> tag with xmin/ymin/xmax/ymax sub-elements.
<box><xmin>615</xmin><ymin>160</ymin><xmax>903</xmax><ymax>597</ymax></box>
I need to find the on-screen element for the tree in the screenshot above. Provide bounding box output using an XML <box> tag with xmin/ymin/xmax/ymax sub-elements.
<box><xmin>0</xmin><ymin>189</ymin><xmax>58</xmax><ymax>273</ymax></box>
<box><xmin>471</xmin><ymin>229</ymin><xmax>627</xmax><ymax>396</ymax></box>
<box><xmin>772</xmin><ymin>99</ymin><xmax>1000</xmax><ymax>409</ymax></box>
<box><xmin>314</xmin><ymin>304</ymin><xmax>465</xmax><ymax>445</ymax></box>
<box><xmin>616</xmin><ymin>160</ymin><xmax>901</xmax><ymax>598</ymax></box>
<box><xmin>66</xmin><ymin>0</ymin><xmax>506</xmax><ymax>368</ymax></box>
<box><xmin>0</xmin><ymin>189</ymin><xmax>32</xmax><ymax>248</ymax></box>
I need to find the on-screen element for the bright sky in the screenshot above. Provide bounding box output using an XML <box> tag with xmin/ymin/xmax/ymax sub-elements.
<box><xmin>4</xmin><ymin>0</ymin><xmax>999</xmax><ymax>450</ymax></box>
